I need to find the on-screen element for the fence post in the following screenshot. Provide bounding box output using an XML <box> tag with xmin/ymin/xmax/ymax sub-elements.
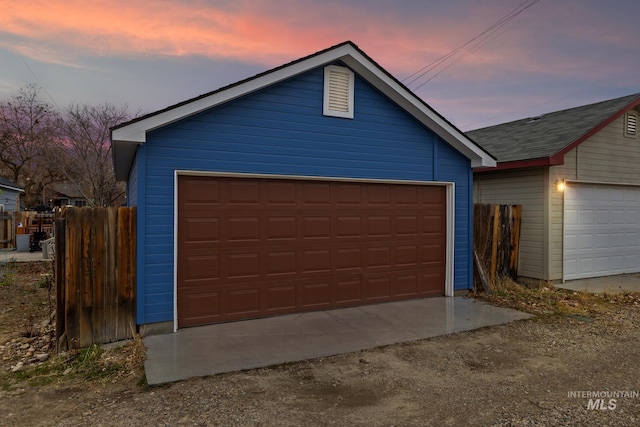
<box><xmin>490</xmin><ymin>204</ymin><xmax>500</xmax><ymax>284</ymax></box>
<box><xmin>55</xmin><ymin>217</ymin><xmax>67</xmax><ymax>352</ymax></box>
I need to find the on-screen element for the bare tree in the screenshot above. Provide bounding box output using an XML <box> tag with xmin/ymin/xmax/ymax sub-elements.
<box><xmin>0</xmin><ymin>83</ymin><xmax>60</xmax><ymax>207</ymax></box>
<box><xmin>56</xmin><ymin>103</ymin><xmax>135</xmax><ymax>206</ymax></box>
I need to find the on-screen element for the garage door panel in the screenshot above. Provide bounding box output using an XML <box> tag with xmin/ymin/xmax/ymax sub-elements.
<box><xmin>302</xmin><ymin>250</ymin><xmax>331</xmax><ymax>273</ymax></box>
<box><xmin>564</xmin><ymin>183</ymin><xmax>640</xmax><ymax>280</ymax></box>
<box><xmin>302</xmin><ymin>183</ymin><xmax>331</xmax><ymax>204</ymax></box>
<box><xmin>367</xmin><ymin>216</ymin><xmax>391</xmax><ymax>236</ymax></box>
<box><xmin>183</xmin><ymin>218</ymin><xmax>220</xmax><ymax>242</ymax></box>
<box><xmin>227</xmin><ymin>289</ymin><xmax>261</xmax><ymax>315</ymax></box>
<box><xmin>266</xmin><ymin>217</ymin><xmax>297</xmax><ymax>240</ymax></box>
<box><xmin>302</xmin><ymin>216</ymin><xmax>331</xmax><ymax>239</ymax></box>
<box><xmin>178</xmin><ymin>290</ymin><xmax>222</xmax><ymax>323</ymax></box>
<box><xmin>419</xmin><ymin>271</ymin><xmax>444</xmax><ymax>295</ymax></box>
<box><xmin>335</xmin><ymin>247</ymin><xmax>362</xmax><ymax>270</ymax></box>
<box><xmin>336</xmin><ymin>216</ymin><xmax>363</xmax><ymax>238</ymax></box>
<box><xmin>227</xmin><ymin>217</ymin><xmax>260</xmax><ymax>241</ymax></box>
<box><xmin>335</xmin><ymin>279</ymin><xmax>362</xmax><ymax>303</ymax></box>
<box><xmin>366</xmin><ymin>186</ymin><xmax>391</xmax><ymax>205</ymax></box>
<box><xmin>227</xmin><ymin>181</ymin><xmax>260</xmax><ymax>204</ymax></box>
<box><xmin>227</xmin><ymin>253</ymin><xmax>260</xmax><ymax>278</ymax></box>
<box><xmin>265</xmin><ymin>285</ymin><xmax>296</xmax><ymax>311</ymax></box>
<box><xmin>396</xmin><ymin>245</ymin><xmax>418</xmax><ymax>266</ymax></box>
<box><xmin>178</xmin><ymin>176</ymin><xmax>446</xmax><ymax>327</ymax></box>
<box><xmin>266</xmin><ymin>251</ymin><xmax>297</xmax><ymax>276</ymax></box>
<box><xmin>265</xmin><ymin>182</ymin><xmax>296</xmax><ymax>204</ymax></box>
<box><xmin>396</xmin><ymin>274</ymin><xmax>418</xmax><ymax>296</ymax></box>
<box><xmin>185</xmin><ymin>255</ymin><xmax>220</xmax><ymax>280</ymax></box>
<box><xmin>300</xmin><ymin>283</ymin><xmax>332</xmax><ymax>307</ymax></box>
<box><xmin>336</xmin><ymin>184</ymin><xmax>363</xmax><ymax>204</ymax></box>
<box><xmin>396</xmin><ymin>186</ymin><xmax>418</xmax><ymax>205</ymax></box>
<box><xmin>365</xmin><ymin>277</ymin><xmax>391</xmax><ymax>300</ymax></box>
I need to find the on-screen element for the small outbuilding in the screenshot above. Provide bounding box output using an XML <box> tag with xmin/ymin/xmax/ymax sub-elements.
<box><xmin>0</xmin><ymin>177</ymin><xmax>23</xmax><ymax>212</ymax></box>
<box><xmin>112</xmin><ymin>41</ymin><xmax>495</xmax><ymax>332</ymax></box>
<box><xmin>470</xmin><ymin>94</ymin><xmax>640</xmax><ymax>282</ymax></box>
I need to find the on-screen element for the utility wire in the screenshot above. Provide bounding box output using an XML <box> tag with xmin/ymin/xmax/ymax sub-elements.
<box><xmin>19</xmin><ymin>55</ymin><xmax>62</xmax><ymax>111</ymax></box>
<box><xmin>403</xmin><ymin>0</ymin><xmax>543</xmax><ymax>90</ymax></box>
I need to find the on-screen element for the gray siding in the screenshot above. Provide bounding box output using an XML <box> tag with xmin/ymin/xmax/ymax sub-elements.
<box><xmin>473</xmin><ymin>168</ymin><xmax>546</xmax><ymax>280</ymax></box>
<box><xmin>550</xmin><ymin>107</ymin><xmax>640</xmax><ymax>280</ymax></box>
<box><xmin>575</xmin><ymin>110</ymin><xmax>640</xmax><ymax>184</ymax></box>
<box><xmin>0</xmin><ymin>188</ymin><xmax>20</xmax><ymax>212</ymax></box>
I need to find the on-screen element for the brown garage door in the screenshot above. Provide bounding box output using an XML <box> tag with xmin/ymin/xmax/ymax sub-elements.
<box><xmin>177</xmin><ymin>175</ymin><xmax>446</xmax><ymax>328</ymax></box>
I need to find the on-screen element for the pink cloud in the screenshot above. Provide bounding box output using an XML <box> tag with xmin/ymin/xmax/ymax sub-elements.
<box><xmin>1</xmin><ymin>0</ymin><xmax>636</xmax><ymax>92</ymax></box>
<box><xmin>0</xmin><ymin>1</ymin><xmax>474</xmax><ymax>73</ymax></box>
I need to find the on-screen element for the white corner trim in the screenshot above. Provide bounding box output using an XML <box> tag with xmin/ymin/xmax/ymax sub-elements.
<box><xmin>172</xmin><ymin>170</ymin><xmax>457</xmax><ymax>321</ymax></box>
<box><xmin>173</xmin><ymin>170</ymin><xmax>179</xmax><ymax>333</ymax></box>
<box><xmin>445</xmin><ymin>183</ymin><xmax>455</xmax><ymax>296</ymax></box>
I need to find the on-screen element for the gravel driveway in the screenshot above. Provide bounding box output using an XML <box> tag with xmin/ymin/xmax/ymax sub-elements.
<box><xmin>2</xmin><ymin>293</ymin><xmax>639</xmax><ymax>427</ymax></box>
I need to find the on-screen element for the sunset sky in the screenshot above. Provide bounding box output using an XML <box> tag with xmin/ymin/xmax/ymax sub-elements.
<box><xmin>1</xmin><ymin>0</ymin><xmax>639</xmax><ymax>130</ymax></box>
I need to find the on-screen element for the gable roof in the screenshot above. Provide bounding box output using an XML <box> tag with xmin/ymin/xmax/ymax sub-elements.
<box><xmin>0</xmin><ymin>177</ymin><xmax>23</xmax><ymax>192</ymax></box>
<box><xmin>111</xmin><ymin>41</ymin><xmax>495</xmax><ymax>181</ymax></box>
<box><xmin>468</xmin><ymin>93</ymin><xmax>640</xmax><ymax>171</ymax></box>
<box><xmin>50</xmin><ymin>183</ymin><xmax>85</xmax><ymax>199</ymax></box>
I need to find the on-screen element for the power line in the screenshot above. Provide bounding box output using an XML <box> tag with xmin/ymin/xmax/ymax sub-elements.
<box><xmin>403</xmin><ymin>0</ymin><xmax>544</xmax><ymax>90</ymax></box>
<box><xmin>19</xmin><ymin>55</ymin><xmax>62</xmax><ymax>111</ymax></box>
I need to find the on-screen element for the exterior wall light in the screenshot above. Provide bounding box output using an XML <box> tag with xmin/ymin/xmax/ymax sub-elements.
<box><xmin>556</xmin><ymin>180</ymin><xmax>566</xmax><ymax>192</ymax></box>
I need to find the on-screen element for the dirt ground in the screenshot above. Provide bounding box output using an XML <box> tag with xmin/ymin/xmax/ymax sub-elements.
<box><xmin>1</xmin><ymin>263</ymin><xmax>639</xmax><ymax>426</ymax></box>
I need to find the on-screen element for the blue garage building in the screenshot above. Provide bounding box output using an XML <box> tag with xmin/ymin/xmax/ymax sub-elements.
<box><xmin>112</xmin><ymin>42</ymin><xmax>495</xmax><ymax>332</ymax></box>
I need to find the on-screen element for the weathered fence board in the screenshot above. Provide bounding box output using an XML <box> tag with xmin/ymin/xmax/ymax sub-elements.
<box><xmin>55</xmin><ymin>207</ymin><xmax>136</xmax><ymax>351</ymax></box>
<box><xmin>473</xmin><ymin>204</ymin><xmax>522</xmax><ymax>291</ymax></box>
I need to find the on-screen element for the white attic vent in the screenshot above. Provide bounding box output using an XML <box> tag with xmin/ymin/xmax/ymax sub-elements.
<box><xmin>323</xmin><ymin>65</ymin><xmax>354</xmax><ymax>119</ymax></box>
<box><xmin>625</xmin><ymin>111</ymin><xmax>637</xmax><ymax>138</ymax></box>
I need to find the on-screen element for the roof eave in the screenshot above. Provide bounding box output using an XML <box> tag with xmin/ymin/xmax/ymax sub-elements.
<box><xmin>111</xmin><ymin>41</ymin><xmax>497</xmax><ymax>178</ymax></box>
<box><xmin>551</xmin><ymin>95</ymin><xmax>640</xmax><ymax>162</ymax></box>
<box><xmin>474</xmin><ymin>156</ymin><xmax>563</xmax><ymax>173</ymax></box>
<box><xmin>0</xmin><ymin>185</ymin><xmax>24</xmax><ymax>193</ymax></box>
<box><xmin>338</xmin><ymin>52</ymin><xmax>496</xmax><ymax>168</ymax></box>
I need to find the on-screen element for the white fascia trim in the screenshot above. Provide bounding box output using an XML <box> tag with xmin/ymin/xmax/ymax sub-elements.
<box><xmin>112</xmin><ymin>45</ymin><xmax>359</xmax><ymax>144</ymax></box>
<box><xmin>0</xmin><ymin>185</ymin><xmax>24</xmax><ymax>193</ymax></box>
<box><xmin>173</xmin><ymin>170</ymin><xmax>179</xmax><ymax>332</ymax></box>
<box><xmin>338</xmin><ymin>53</ymin><xmax>496</xmax><ymax>168</ymax></box>
<box><xmin>445</xmin><ymin>183</ymin><xmax>455</xmax><ymax>296</ymax></box>
<box><xmin>175</xmin><ymin>169</ymin><xmax>453</xmax><ymax>187</ymax></box>
<box><xmin>111</xmin><ymin>43</ymin><xmax>495</xmax><ymax>169</ymax></box>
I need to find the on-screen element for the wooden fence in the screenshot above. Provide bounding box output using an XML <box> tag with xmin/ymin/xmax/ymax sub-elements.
<box><xmin>0</xmin><ymin>211</ymin><xmax>14</xmax><ymax>248</ymax></box>
<box><xmin>473</xmin><ymin>203</ymin><xmax>522</xmax><ymax>292</ymax></box>
<box><xmin>55</xmin><ymin>207</ymin><xmax>136</xmax><ymax>351</ymax></box>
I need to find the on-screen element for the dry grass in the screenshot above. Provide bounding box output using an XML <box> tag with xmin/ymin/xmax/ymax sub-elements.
<box><xmin>2</xmin><ymin>335</ymin><xmax>147</xmax><ymax>390</ymax></box>
<box><xmin>472</xmin><ymin>276</ymin><xmax>617</xmax><ymax>319</ymax></box>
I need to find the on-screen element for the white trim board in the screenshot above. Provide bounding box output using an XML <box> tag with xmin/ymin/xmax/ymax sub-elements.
<box><xmin>172</xmin><ymin>170</ymin><xmax>456</xmax><ymax>329</ymax></box>
<box><xmin>113</xmin><ymin>42</ymin><xmax>495</xmax><ymax>181</ymax></box>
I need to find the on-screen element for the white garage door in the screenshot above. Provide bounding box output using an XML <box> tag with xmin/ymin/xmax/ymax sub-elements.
<box><xmin>564</xmin><ymin>183</ymin><xmax>640</xmax><ymax>280</ymax></box>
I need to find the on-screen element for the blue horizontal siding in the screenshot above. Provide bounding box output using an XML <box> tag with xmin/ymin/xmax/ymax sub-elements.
<box><xmin>135</xmin><ymin>65</ymin><xmax>473</xmax><ymax>325</ymax></box>
<box><xmin>126</xmin><ymin>152</ymin><xmax>138</xmax><ymax>206</ymax></box>
<box><xmin>436</xmin><ymin>140</ymin><xmax>473</xmax><ymax>290</ymax></box>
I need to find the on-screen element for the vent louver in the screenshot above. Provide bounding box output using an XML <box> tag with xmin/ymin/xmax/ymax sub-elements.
<box><xmin>323</xmin><ymin>65</ymin><xmax>354</xmax><ymax>118</ymax></box>
<box><xmin>626</xmin><ymin>111</ymin><xmax>637</xmax><ymax>137</ymax></box>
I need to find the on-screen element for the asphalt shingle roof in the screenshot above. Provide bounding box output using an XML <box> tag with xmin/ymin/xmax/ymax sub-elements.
<box><xmin>467</xmin><ymin>93</ymin><xmax>640</xmax><ymax>164</ymax></box>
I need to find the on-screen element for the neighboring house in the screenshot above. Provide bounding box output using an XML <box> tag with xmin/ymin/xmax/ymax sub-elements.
<box><xmin>469</xmin><ymin>93</ymin><xmax>640</xmax><ymax>283</ymax></box>
<box><xmin>112</xmin><ymin>41</ymin><xmax>495</xmax><ymax>333</ymax></box>
<box><xmin>50</xmin><ymin>183</ymin><xmax>89</xmax><ymax>207</ymax></box>
<box><xmin>0</xmin><ymin>177</ymin><xmax>24</xmax><ymax>212</ymax></box>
